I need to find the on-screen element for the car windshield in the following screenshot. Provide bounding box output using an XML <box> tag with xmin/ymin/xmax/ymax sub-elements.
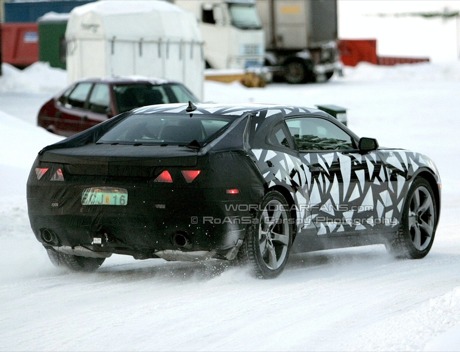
<box><xmin>97</xmin><ymin>113</ymin><xmax>234</xmax><ymax>146</ymax></box>
<box><xmin>113</xmin><ymin>83</ymin><xmax>198</xmax><ymax>113</ymax></box>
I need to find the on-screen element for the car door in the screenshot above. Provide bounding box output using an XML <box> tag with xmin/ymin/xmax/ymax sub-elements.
<box><xmin>85</xmin><ymin>83</ymin><xmax>112</xmax><ymax>129</ymax></box>
<box><xmin>285</xmin><ymin>116</ymin><xmax>390</xmax><ymax>236</ymax></box>
<box><xmin>56</xmin><ymin>82</ymin><xmax>93</xmax><ymax>135</ymax></box>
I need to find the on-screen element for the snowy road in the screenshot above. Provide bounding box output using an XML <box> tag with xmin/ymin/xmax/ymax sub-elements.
<box><xmin>1</xmin><ymin>62</ymin><xmax>460</xmax><ymax>351</ymax></box>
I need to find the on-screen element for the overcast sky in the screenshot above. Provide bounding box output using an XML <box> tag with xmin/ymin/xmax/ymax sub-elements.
<box><xmin>338</xmin><ymin>0</ymin><xmax>460</xmax><ymax>15</ymax></box>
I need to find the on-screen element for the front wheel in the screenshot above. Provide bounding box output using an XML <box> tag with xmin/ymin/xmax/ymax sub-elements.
<box><xmin>387</xmin><ymin>178</ymin><xmax>437</xmax><ymax>259</ymax></box>
<box><xmin>46</xmin><ymin>248</ymin><xmax>105</xmax><ymax>272</ymax></box>
<box><xmin>238</xmin><ymin>191</ymin><xmax>293</xmax><ymax>279</ymax></box>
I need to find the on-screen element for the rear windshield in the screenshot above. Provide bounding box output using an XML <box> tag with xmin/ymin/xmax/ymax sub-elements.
<box><xmin>97</xmin><ymin>113</ymin><xmax>234</xmax><ymax>146</ymax></box>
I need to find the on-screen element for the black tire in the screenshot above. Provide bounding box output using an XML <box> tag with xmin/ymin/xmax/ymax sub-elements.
<box><xmin>284</xmin><ymin>61</ymin><xmax>311</xmax><ymax>84</ymax></box>
<box><xmin>46</xmin><ymin>248</ymin><xmax>105</xmax><ymax>272</ymax></box>
<box><xmin>325</xmin><ymin>71</ymin><xmax>334</xmax><ymax>81</ymax></box>
<box><xmin>237</xmin><ymin>191</ymin><xmax>293</xmax><ymax>279</ymax></box>
<box><xmin>387</xmin><ymin>178</ymin><xmax>437</xmax><ymax>259</ymax></box>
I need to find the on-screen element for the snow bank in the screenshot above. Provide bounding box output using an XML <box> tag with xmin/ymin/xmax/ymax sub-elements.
<box><xmin>0</xmin><ymin>111</ymin><xmax>62</xmax><ymax>169</ymax></box>
<box><xmin>0</xmin><ymin>110</ymin><xmax>62</xmax><ymax>198</ymax></box>
<box><xmin>343</xmin><ymin>61</ymin><xmax>460</xmax><ymax>82</ymax></box>
<box><xmin>0</xmin><ymin>62</ymin><xmax>67</xmax><ymax>94</ymax></box>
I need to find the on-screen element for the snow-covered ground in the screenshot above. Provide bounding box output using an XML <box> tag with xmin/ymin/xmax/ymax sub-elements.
<box><xmin>1</xmin><ymin>62</ymin><xmax>460</xmax><ymax>351</ymax></box>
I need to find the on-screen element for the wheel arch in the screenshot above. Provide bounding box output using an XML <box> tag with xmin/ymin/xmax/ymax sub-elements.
<box><xmin>46</xmin><ymin>125</ymin><xmax>57</xmax><ymax>134</ymax></box>
<box><xmin>413</xmin><ymin>169</ymin><xmax>441</xmax><ymax>224</ymax></box>
<box><xmin>267</xmin><ymin>185</ymin><xmax>298</xmax><ymax>236</ymax></box>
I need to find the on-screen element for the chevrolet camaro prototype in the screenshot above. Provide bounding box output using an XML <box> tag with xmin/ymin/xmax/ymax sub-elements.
<box><xmin>27</xmin><ymin>103</ymin><xmax>441</xmax><ymax>278</ymax></box>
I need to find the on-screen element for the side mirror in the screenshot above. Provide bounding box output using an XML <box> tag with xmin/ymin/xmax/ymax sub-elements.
<box><xmin>106</xmin><ymin>107</ymin><xmax>114</xmax><ymax>118</ymax></box>
<box><xmin>358</xmin><ymin>137</ymin><xmax>379</xmax><ymax>153</ymax></box>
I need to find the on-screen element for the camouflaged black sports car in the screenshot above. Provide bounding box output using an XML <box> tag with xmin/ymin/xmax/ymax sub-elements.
<box><xmin>27</xmin><ymin>103</ymin><xmax>441</xmax><ymax>278</ymax></box>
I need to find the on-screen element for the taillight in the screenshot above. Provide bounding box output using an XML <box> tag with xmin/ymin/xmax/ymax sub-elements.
<box><xmin>51</xmin><ymin>168</ymin><xmax>65</xmax><ymax>182</ymax></box>
<box><xmin>35</xmin><ymin>168</ymin><xmax>49</xmax><ymax>180</ymax></box>
<box><xmin>181</xmin><ymin>170</ymin><xmax>201</xmax><ymax>183</ymax></box>
<box><xmin>154</xmin><ymin>170</ymin><xmax>201</xmax><ymax>183</ymax></box>
<box><xmin>226</xmin><ymin>188</ymin><xmax>240</xmax><ymax>195</ymax></box>
<box><xmin>154</xmin><ymin>170</ymin><xmax>173</xmax><ymax>183</ymax></box>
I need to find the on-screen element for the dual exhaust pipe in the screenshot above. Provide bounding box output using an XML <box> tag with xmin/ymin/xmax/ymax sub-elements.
<box><xmin>173</xmin><ymin>232</ymin><xmax>191</xmax><ymax>248</ymax></box>
<box><xmin>42</xmin><ymin>228</ymin><xmax>192</xmax><ymax>249</ymax></box>
<box><xmin>40</xmin><ymin>228</ymin><xmax>60</xmax><ymax>246</ymax></box>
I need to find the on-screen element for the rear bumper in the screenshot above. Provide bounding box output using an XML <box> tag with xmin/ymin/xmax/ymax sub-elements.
<box><xmin>28</xmin><ymin>183</ymin><xmax>263</xmax><ymax>260</ymax></box>
<box><xmin>28</xmin><ymin>148</ymin><xmax>265</xmax><ymax>260</ymax></box>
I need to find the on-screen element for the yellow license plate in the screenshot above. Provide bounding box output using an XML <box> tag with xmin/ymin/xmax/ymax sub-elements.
<box><xmin>82</xmin><ymin>187</ymin><xmax>128</xmax><ymax>206</ymax></box>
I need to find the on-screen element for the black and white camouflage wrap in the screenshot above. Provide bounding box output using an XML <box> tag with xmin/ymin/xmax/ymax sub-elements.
<box><xmin>251</xmin><ymin>147</ymin><xmax>439</xmax><ymax>235</ymax></box>
<box><xmin>126</xmin><ymin>104</ymin><xmax>441</xmax><ymax>236</ymax></box>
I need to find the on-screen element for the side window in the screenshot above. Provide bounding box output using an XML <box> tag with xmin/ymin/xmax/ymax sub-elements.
<box><xmin>201</xmin><ymin>5</ymin><xmax>215</xmax><ymax>24</ymax></box>
<box><xmin>166</xmin><ymin>84</ymin><xmax>196</xmax><ymax>103</ymax></box>
<box><xmin>67</xmin><ymin>83</ymin><xmax>92</xmax><ymax>109</ymax></box>
<box><xmin>143</xmin><ymin>88</ymin><xmax>166</xmax><ymax>105</ymax></box>
<box><xmin>88</xmin><ymin>83</ymin><xmax>110</xmax><ymax>114</ymax></box>
<box><xmin>286</xmin><ymin>117</ymin><xmax>355</xmax><ymax>151</ymax></box>
<box><xmin>58</xmin><ymin>86</ymin><xmax>73</xmax><ymax>106</ymax></box>
<box><xmin>267</xmin><ymin>123</ymin><xmax>293</xmax><ymax>149</ymax></box>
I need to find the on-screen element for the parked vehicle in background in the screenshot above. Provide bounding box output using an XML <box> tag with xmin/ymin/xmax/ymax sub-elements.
<box><xmin>37</xmin><ymin>77</ymin><xmax>198</xmax><ymax>136</ymax></box>
<box><xmin>172</xmin><ymin>0</ymin><xmax>265</xmax><ymax>71</ymax></box>
<box><xmin>171</xmin><ymin>0</ymin><xmax>341</xmax><ymax>84</ymax></box>
<box><xmin>257</xmin><ymin>0</ymin><xmax>342</xmax><ymax>83</ymax></box>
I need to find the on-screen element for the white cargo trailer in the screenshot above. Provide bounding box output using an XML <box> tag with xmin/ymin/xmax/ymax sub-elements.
<box><xmin>66</xmin><ymin>0</ymin><xmax>204</xmax><ymax>99</ymax></box>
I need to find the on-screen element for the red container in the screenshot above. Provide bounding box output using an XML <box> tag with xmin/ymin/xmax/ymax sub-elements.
<box><xmin>1</xmin><ymin>23</ymin><xmax>39</xmax><ymax>67</ymax></box>
<box><xmin>378</xmin><ymin>56</ymin><xmax>430</xmax><ymax>66</ymax></box>
<box><xmin>338</xmin><ymin>39</ymin><xmax>378</xmax><ymax>67</ymax></box>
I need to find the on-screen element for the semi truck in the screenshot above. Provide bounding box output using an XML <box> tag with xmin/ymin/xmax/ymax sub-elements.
<box><xmin>170</xmin><ymin>0</ymin><xmax>342</xmax><ymax>83</ymax></box>
<box><xmin>257</xmin><ymin>0</ymin><xmax>342</xmax><ymax>83</ymax></box>
<box><xmin>172</xmin><ymin>0</ymin><xmax>265</xmax><ymax>71</ymax></box>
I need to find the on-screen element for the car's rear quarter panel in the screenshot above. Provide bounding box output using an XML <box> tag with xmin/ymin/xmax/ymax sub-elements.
<box><xmin>27</xmin><ymin>148</ymin><xmax>265</xmax><ymax>256</ymax></box>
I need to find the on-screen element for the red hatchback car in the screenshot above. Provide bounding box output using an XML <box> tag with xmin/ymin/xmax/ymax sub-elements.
<box><xmin>37</xmin><ymin>77</ymin><xmax>199</xmax><ymax>136</ymax></box>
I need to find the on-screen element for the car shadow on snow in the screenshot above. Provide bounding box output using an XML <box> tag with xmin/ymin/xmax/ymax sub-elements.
<box><xmin>288</xmin><ymin>245</ymin><xmax>390</xmax><ymax>269</ymax></box>
<box><xmin>94</xmin><ymin>258</ymin><xmax>234</xmax><ymax>282</ymax></box>
<box><xmin>87</xmin><ymin>244</ymin><xmax>395</xmax><ymax>282</ymax></box>
<box><xmin>52</xmin><ymin>242</ymin><xmax>454</xmax><ymax>283</ymax></box>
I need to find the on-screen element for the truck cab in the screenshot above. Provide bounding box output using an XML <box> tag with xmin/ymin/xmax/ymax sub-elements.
<box><xmin>174</xmin><ymin>0</ymin><xmax>265</xmax><ymax>70</ymax></box>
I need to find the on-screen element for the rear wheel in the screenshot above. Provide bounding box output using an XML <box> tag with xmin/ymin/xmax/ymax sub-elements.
<box><xmin>387</xmin><ymin>178</ymin><xmax>437</xmax><ymax>259</ymax></box>
<box><xmin>46</xmin><ymin>248</ymin><xmax>105</xmax><ymax>272</ymax></box>
<box><xmin>238</xmin><ymin>191</ymin><xmax>293</xmax><ymax>279</ymax></box>
<box><xmin>284</xmin><ymin>61</ymin><xmax>312</xmax><ymax>84</ymax></box>
<box><xmin>325</xmin><ymin>71</ymin><xmax>334</xmax><ymax>80</ymax></box>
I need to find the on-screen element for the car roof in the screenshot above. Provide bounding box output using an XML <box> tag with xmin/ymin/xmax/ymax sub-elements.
<box><xmin>133</xmin><ymin>102</ymin><xmax>331</xmax><ymax>120</ymax></box>
<box><xmin>75</xmin><ymin>76</ymin><xmax>174</xmax><ymax>85</ymax></box>
<box><xmin>39</xmin><ymin>102</ymin><xmax>358</xmax><ymax>155</ymax></box>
